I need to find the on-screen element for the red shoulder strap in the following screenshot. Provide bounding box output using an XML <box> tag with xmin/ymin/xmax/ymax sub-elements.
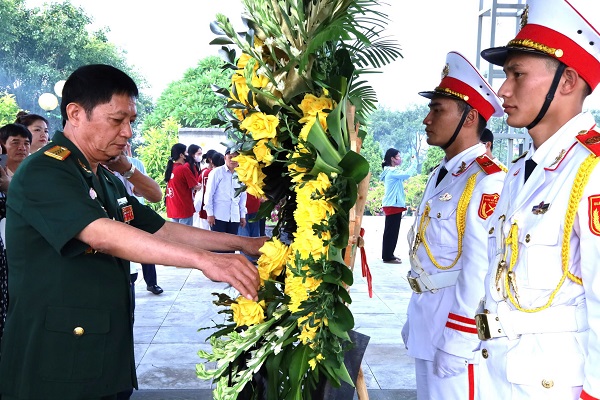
<box><xmin>576</xmin><ymin>128</ymin><xmax>600</xmax><ymax>156</ymax></box>
<box><xmin>475</xmin><ymin>154</ymin><xmax>502</xmax><ymax>175</ymax></box>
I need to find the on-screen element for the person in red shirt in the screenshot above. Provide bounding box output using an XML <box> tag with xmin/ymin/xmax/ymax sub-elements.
<box><xmin>164</xmin><ymin>143</ymin><xmax>201</xmax><ymax>225</ymax></box>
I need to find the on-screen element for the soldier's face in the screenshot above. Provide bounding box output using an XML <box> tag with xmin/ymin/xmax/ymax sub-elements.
<box><xmin>498</xmin><ymin>53</ymin><xmax>556</xmax><ymax>129</ymax></box>
<box><xmin>423</xmin><ymin>97</ymin><xmax>463</xmax><ymax>147</ymax></box>
<box><xmin>73</xmin><ymin>93</ymin><xmax>136</xmax><ymax>163</ymax></box>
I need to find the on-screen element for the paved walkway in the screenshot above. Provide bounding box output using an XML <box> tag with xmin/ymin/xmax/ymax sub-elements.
<box><xmin>130</xmin><ymin>215</ymin><xmax>417</xmax><ymax>399</ymax></box>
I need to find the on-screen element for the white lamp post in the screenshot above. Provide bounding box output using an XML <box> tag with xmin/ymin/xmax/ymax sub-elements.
<box><xmin>38</xmin><ymin>92</ymin><xmax>59</xmax><ymax>112</ymax></box>
<box><xmin>53</xmin><ymin>80</ymin><xmax>66</xmax><ymax>98</ymax></box>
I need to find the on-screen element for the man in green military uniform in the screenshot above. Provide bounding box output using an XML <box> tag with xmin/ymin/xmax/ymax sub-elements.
<box><xmin>0</xmin><ymin>64</ymin><xmax>262</xmax><ymax>400</ymax></box>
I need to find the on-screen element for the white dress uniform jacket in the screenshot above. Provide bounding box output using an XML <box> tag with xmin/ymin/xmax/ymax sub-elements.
<box><xmin>477</xmin><ymin>112</ymin><xmax>600</xmax><ymax>400</ymax></box>
<box><xmin>406</xmin><ymin>142</ymin><xmax>506</xmax><ymax>363</ymax></box>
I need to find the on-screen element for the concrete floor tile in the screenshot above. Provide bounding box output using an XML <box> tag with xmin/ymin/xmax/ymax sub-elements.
<box><xmin>136</xmin><ymin>363</ymin><xmax>213</xmax><ymax>390</ymax></box>
<box><xmin>138</xmin><ymin>343</ymin><xmax>211</xmax><ymax>365</ymax></box>
<box><xmin>134</xmin><ymin>326</ymin><xmax>160</xmax><ymax>344</ymax></box>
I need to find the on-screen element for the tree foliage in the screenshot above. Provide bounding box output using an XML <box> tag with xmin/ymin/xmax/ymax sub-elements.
<box><xmin>360</xmin><ymin>132</ymin><xmax>383</xmax><ymax>186</ymax></box>
<box><xmin>368</xmin><ymin>104</ymin><xmax>429</xmax><ymax>170</ymax></box>
<box><xmin>0</xmin><ymin>0</ymin><xmax>148</xmax><ymax>133</ymax></box>
<box><xmin>142</xmin><ymin>56</ymin><xmax>230</xmax><ymax>131</ymax></box>
<box><xmin>136</xmin><ymin>117</ymin><xmax>180</xmax><ymax>212</ymax></box>
<box><xmin>0</xmin><ymin>92</ymin><xmax>19</xmax><ymax>126</ymax></box>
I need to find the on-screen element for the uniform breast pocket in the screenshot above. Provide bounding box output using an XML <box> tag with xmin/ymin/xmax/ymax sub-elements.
<box><xmin>40</xmin><ymin>306</ymin><xmax>110</xmax><ymax>381</ymax></box>
<box><xmin>523</xmin><ymin>221</ymin><xmax>562</xmax><ymax>289</ymax></box>
<box><xmin>426</xmin><ymin>202</ymin><xmax>458</xmax><ymax>248</ymax></box>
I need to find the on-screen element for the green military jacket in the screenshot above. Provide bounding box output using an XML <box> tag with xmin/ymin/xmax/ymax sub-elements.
<box><xmin>0</xmin><ymin>131</ymin><xmax>165</xmax><ymax>399</ymax></box>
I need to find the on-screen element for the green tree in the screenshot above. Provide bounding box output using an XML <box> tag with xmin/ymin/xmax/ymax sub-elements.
<box><xmin>360</xmin><ymin>132</ymin><xmax>383</xmax><ymax>186</ymax></box>
<box><xmin>421</xmin><ymin>146</ymin><xmax>445</xmax><ymax>174</ymax></box>
<box><xmin>0</xmin><ymin>92</ymin><xmax>19</xmax><ymax>126</ymax></box>
<box><xmin>368</xmin><ymin>104</ymin><xmax>429</xmax><ymax>170</ymax></box>
<box><xmin>0</xmin><ymin>0</ymin><xmax>146</xmax><ymax>132</ymax></box>
<box><xmin>137</xmin><ymin>117</ymin><xmax>180</xmax><ymax>212</ymax></box>
<box><xmin>142</xmin><ymin>56</ymin><xmax>230</xmax><ymax>131</ymax></box>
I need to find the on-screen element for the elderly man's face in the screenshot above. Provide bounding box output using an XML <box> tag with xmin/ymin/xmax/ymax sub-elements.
<box><xmin>72</xmin><ymin>93</ymin><xmax>136</xmax><ymax>163</ymax></box>
<box><xmin>225</xmin><ymin>152</ymin><xmax>239</xmax><ymax>172</ymax></box>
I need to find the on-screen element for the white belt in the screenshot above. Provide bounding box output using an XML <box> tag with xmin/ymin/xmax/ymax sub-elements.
<box><xmin>407</xmin><ymin>254</ymin><xmax>461</xmax><ymax>293</ymax></box>
<box><xmin>475</xmin><ymin>301</ymin><xmax>588</xmax><ymax>340</ymax></box>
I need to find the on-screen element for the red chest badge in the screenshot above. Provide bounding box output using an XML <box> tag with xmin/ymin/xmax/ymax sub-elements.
<box><xmin>122</xmin><ymin>205</ymin><xmax>134</xmax><ymax>223</ymax></box>
<box><xmin>478</xmin><ymin>193</ymin><xmax>500</xmax><ymax>220</ymax></box>
<box><xmin>588</xmin><ymin>195</ymin><xmax>600</xmax><ymax>236</ymax></box>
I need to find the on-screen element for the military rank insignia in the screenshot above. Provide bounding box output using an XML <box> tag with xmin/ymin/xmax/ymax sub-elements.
<box><xmin>478</xmin><ymin>193</ymin><xmax>500</xmax><ymax>220</ymax></box>
<box><xmin>44</xmin><ymin>145</ymin><xmax>71</xmax><ymax>160</ymax></box>
<box><xmin>588</xmin><ymin>195</ymin><xmax>600</xmax><ymax>236</ymax></box>
<box><xmin>475</xmin><ymin>155</ymin><xmax>503</xmax><ymax>174</ymax></box>
<box><xmin>576</xmin><ymin>128</ymin><xmax>600</xmax><ymax>156</ymax></box>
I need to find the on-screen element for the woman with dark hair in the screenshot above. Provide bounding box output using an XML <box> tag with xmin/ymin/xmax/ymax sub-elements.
<box><xmin>380</xmin><ymin>148</ymin><xmax>414</xmax><ymax>263</ymax></box>
<box><xmin>164</xmin><ymin>143</ymin><xmax>201</xmax><ymax>225</ymax></box>
<box><xmin>15</xmin><ymin>111</ymin><xmax>49</xmax><ymax>153</ymax></box>
<box><xmin>187</xmin><ymin>144</ymin><xmax>202</xmax><ymax>177</ymax></box>
<box><xmin>212</xmin><ymin>151</ymin><xmax>225</xmax><ymax>167</ymax></box>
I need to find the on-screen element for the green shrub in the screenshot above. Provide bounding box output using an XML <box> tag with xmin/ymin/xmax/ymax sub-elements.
<box><xmin>405</xmin><ymin>174</ymin><xmax>428</xmax><ymax>210</ymax></box>
<box><xmin>365</xmin><ymin>181</ymin><xmax>385</xmax><ymax>216</ymax></box>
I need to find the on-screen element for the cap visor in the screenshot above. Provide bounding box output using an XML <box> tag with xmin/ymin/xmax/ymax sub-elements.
<box><xmin>481</xmin><ymin>46</ymin><xmax>509</xmax><ymax>66</ymax></box>
<box><xmin>418</xmin><ymin>90</ymin><xmax>462</xmax><ymax>102</ymax></box>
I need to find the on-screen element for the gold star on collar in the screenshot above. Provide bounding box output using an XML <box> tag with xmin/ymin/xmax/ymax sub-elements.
<box><xmin>442</xmin><ymin>63</ymin><xmax>449</xmax><ymax>79</ymax></box>
<box><xmin>520</xmin><ymin>4</ymin><xmax>529</xmax><ymax>29</ymax></box>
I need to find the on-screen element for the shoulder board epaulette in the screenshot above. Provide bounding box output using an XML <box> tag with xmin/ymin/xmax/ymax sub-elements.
<box><xmin>576</xmin><ymin>128</ymin><xmax>600</xmax><ymax>156</ymax></box>
<box><xmin>44</xmin><ymin>145</ymin><xmax>71</xmax><ymax>161</ymax></box>
<box><xmin>475</xmin><ymin>154</ymin><xmax>503</xmax><ymax>175</ymax></box>
<box><xmin>512</xmin><ymin>151</ymin><xmax>528</xmax><ymax>163</ymax></box>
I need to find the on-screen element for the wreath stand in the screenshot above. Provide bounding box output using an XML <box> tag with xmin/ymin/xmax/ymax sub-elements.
<box><xmin>343</xmin><ymin>104</ymin><xmax>371</xmax><ymax>400</ymax></box>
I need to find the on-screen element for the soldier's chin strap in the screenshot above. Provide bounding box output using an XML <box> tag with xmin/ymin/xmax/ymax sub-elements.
<box><xmin>526</xmin><ymin>62</ymin><xmax>567</xmax><ymax>130</ymax></box>
<box><xmin>441</xmin><ymin>107</ymin><xmax>470</xmax><ymax>150</ymax></box>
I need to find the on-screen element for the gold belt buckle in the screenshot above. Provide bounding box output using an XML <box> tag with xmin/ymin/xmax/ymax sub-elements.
<box><xmin>407</xmin><ymin>273</ymin><xmax>422</xmax><ymax>294</ymax></box>
<box><xmin>475</xmin><ymin>313</ymin><xmax>491</xmax><ymax>340</ymax></box>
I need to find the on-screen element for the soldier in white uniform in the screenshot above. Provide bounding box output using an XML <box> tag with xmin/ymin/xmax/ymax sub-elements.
<box><xmin>476</xmin><ymin>0</ymin><xmax>600</xmax><ymax>399</ymax></box>
<box><xmin>404</xmin><ymin>51</ymin><xmax>506</xmax><ymax>399</ymax></box>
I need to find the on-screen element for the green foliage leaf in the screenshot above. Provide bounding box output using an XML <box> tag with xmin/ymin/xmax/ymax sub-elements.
<box><xmin>288</xmin><ymin>345</ymin><xmax>310</xmax><ymax>399</ymax></box>
<box><xmin>338</xmin><ymin>151</ymin><xmax>369</xmax><ymax>183</ymax></box>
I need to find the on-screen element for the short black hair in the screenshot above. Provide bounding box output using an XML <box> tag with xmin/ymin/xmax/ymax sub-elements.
<box><xmin>0</xmin><ymin>123</ymin><xmax>32</xmax><ymax>144</ymax></box>
<box><xmin>61</xmin><ymin>64</ymin><xmax>138</xmax><ymax>127</ymax></box>
<box><xmin>456</xmin><ymin>100</ymin><xmax>487</xmax><ymax>135</ymax></box>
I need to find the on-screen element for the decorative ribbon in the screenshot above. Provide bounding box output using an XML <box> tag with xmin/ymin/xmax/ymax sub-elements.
<box><xmin>359</xmin><ymin>228</ymin><xmax>372</xmax><ymax>298</ymax></box>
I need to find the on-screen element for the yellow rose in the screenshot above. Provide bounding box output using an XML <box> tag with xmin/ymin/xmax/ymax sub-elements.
<box><xmin>298</xmin><ymin>93</ymin><xmax>335</xmax><ymax>121</ymax></box>
<box><xmin>240</xmin><ymin>112</ymin><xmax>279</xmax><ymax>140</ymax></box>
<box><xmin>252</xmin><ymin>139</ymin><xmax>274</xmax><ymax>166</ymax></box>
<box><xmin>235</xmin><ymin>155</ymin><xmax>266</xmax><ymax>197</ymax></box>
<box><xmin>231</xmin><ymin>296</ymin><xmax>266</xmax><ymax>327</ymax></box>
<box><xmin>257</xmin><ymin>237</ymin><xmax>291</xmax><ymax>282</ymax></box>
